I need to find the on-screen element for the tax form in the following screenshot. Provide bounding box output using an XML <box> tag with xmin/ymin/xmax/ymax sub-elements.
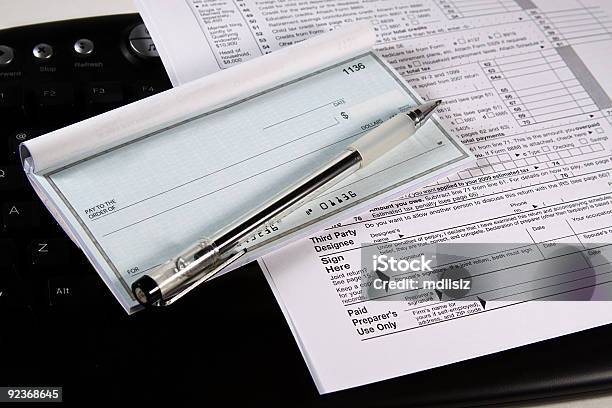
<box><xmin>138</xmin><ymin>0</ymin><xmax>612</xmax><ymax>393</ymax></box>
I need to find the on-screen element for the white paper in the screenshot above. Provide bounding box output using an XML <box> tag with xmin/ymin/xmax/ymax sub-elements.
<box><xmin>137</xmin><ymin>0</ymin><xmax>612</xmax><ymax>394</ymax></box>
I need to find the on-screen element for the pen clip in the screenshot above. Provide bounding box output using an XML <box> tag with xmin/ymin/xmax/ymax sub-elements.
<box><xmin>162</xmin><ymin>248</ymin><xmax>248</xmax><ymax>306</ymax></box>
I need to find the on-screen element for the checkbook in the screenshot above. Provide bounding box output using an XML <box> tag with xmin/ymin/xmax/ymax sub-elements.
<box><xmin>19</xmin><ymin>23</ymin><xmax>473</xmax><ymax>313</ymax></box>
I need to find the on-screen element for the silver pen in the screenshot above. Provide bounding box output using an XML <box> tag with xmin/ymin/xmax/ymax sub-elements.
<box><xmin>131</xmin><ymin>100</ymin><xmax>442</xmax><ymax>306</ymax></box>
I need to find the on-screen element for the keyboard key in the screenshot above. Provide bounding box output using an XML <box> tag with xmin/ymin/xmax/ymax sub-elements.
<box><xmin>0</xmin><ymin>242</ymin><xmax>18</xmax><ymax>310</ymax></box>
<box><xmin>84</xmin><ymin>82</ymin><xmax>123</xmax><ymax>112</ymax></box>
<box><xmin>0</xmin><ymin>267</ymin><xmax>20</xmax><ymax>310</ymax></box>
<box><xmin>0</xmin><ymin>279</ymin><xmax>13</xmax><ymax>308</ymax></box>
<box><xmin>29</xmin><ymin>238</ymin><xmax>70</xmax><ymax>267</ymax></box>
<box><xmin>0</xmin><ymin>86</ymin><xmax>22</xmax><ymax>108</ymax></box>
<box><xmin>133</xmin><ymin>81</ymin><xmax>166</xmax><ymax>99</ymax></box>
<box><xmin>35</xmin><ymin>83</ymin><xmax>73</xmax><ymax>106</ymax></box>
<box><xmin>0</xmin><ymin>166</ymin><xmax>22</xmax><ymax>191</ymax></box>
<box><xmin>7</xmin><ymin>129</ymin><xmax>44</xmax><ymax>163</ymax></box>
<box><xmin>0</xmin><ymin>239</ymin><xmax>15</xmax><ymax>267</ymax></box>
<box><xmin>33</xmin><ymin>83</ymin><xmax>74</xmax><ymax>118</ymax></box>
<box><xmin>0</xmin><ymin>86</ymin><xmax>24</xmax><ymax>120</ymax></box>
<box><xmin>48</xmin><ymin>276</ymin><xmax>81</xmax><ymax>306</ymax></box>
<box><xmin>2</xmin><ymin>202</ymin><xmax>39</xmax><ymax>231</ymax></box>
<box><xmin>0</xmin><ymin>45</ymin><xmax>15</xmax><ymax>66</ymax></box>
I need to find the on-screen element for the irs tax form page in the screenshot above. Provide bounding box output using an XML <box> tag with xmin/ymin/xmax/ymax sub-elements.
<box><xmin>138</xmin><ymin>0</ymin><xmax>612</xmax><ymax>393</ymax></box>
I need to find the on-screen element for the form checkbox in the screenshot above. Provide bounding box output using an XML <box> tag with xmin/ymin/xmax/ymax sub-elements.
<box><xmin>448</xmin><ymin>173</ymin><xmax>460</xmax><ymax>181</ymax></box>
<box><xmin>486</xmin><ymin>112</ymin><xmax>495</xmax><ymax>118</ymax></box>
<box><xmin>456</xmin><ymin>118</ymin><xmax>464</xmax><ymax>124</ymax></box>
<box><xmin>592</xmin><ymin>144</ymin><xmax>604</xmax><ymax>152</ymax></box>
<box><xmin>542</xmin><ymin>146</ymin><xmax>550</xmax><ymax>152</ymax></box>
<box><xmin>596</xmin><ymin>128</ymin><xmax>604</xmax><ymax>134</ymax></box>
<box><xmin>579</xmin><ymin>138</ymin><xmax>587</xmax><ymax>144</ymax></box>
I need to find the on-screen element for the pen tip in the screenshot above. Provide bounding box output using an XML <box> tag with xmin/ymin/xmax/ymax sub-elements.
<box><xmin>411</xmin><ymin>100</ymin><xmax>441</xmax><ymax>127</ymax></box>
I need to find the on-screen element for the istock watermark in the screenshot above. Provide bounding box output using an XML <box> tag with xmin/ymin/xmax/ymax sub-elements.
<box><xmin>372</xmin><ymin>254</ymin><xmax>433</xmax><ymax>273</ymax></box>
<box><xmin>356</xmin><ymin>242</ymin><xmax>611</xmax><ymax>304</ymax></box>
<box><xmin>371</xmin><ymin>254</ymin><xmax>471</xmax><ymax>292</ymax></box>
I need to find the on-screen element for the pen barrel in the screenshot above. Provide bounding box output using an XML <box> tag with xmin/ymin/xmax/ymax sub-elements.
<box><xmin>132</xmin><ymin>149</ymin><xmax>362</xmax><ymax>306</ymax></box>
<box><xmin>158</xmin><ymin>239</ymin><xmax>219</xmax><ymax>294</ymax></box>
<box><xmin>348</xmin><ymin>113</ymin><xmax>416</xmax><ymax>166</ymax></box>
<box><xmin>212</xmin><ymin>149</ymin><xmax>363</xmax><ymax>254</ymax></box>
<box><xmin>132</xmin><ymin>238</ymin><xmax>219</xmax><ymax>305</ymax></box>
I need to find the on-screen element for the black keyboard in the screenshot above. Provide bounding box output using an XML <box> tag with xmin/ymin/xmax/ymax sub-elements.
<box><xmin>2</xmin><ymin>14</ymin><xmax>612</xmax><ymax>406</ymax></box>
<box><xmin>0</xmin><ymin>15</ymin><xmax>171</xmax><ymax>315</ymax></box>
